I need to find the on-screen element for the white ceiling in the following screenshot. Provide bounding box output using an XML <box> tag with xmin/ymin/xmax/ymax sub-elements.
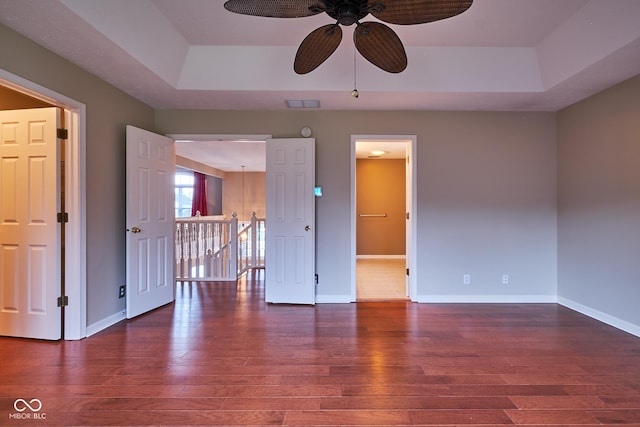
<box><xmin>173</xmin><ymin>135</ymin><xmax>268</xmax><ymax>172</ymax></box>
<box><xmin>2</xmin><ymin>0</ymin><xmax>640</xmax><ymax>170</ymax></box>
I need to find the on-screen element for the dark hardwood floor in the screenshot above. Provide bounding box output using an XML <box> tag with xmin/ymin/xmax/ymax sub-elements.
<box><xmin>2</xmin><ymin>271</ymin><xmax>640</xmax><ymax>426</ymax></box>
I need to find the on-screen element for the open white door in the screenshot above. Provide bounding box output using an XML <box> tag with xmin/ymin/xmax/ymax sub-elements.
<box><xmin>405</xmin><ymin>144</ymin><xmax>412</xmax><ymax>298</ymax></box>
<box><xmin>265</xmin><ymin>138</ymin><xmax>315</xmax><ymax>304</ymax></box>
<box><xmin>126</xmin><ymin>126</ymin><xmax>175</xmax><ymax>319</ymax></box>
<box><xmin>0</xmin><ymin>107</ymin><xmax>61</xmax><ymax>340</ymax></box>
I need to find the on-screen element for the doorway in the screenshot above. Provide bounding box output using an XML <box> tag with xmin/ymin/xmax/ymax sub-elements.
<box><xmin>168</xmin><ymin>134</ymin><xmax>317</xmax><ymax>305</ymax></box>
<box><xmin>0</xmin><ymin>69</ymin><xmax>87</xmax><ymax>340</ymax></box>
<box><xmin>350</xmin><ymin>135</ymin><xmax>417</xmax><ymax>302</ymax></box>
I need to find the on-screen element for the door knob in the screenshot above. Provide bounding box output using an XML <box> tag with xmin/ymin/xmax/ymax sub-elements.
<box><xmin>131</xmin><ymin>226</ymin><xmax>141</xmax><ymax>233</ymax></box>
<box><xmin>305</xmin><ymin>225</ymin><xmax>311</xmax><ymax>231</ymax></box>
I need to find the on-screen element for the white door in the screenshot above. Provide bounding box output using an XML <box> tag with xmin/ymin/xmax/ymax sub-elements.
<box><xmin>0</xmin><ymin>107</ymin><xmax>61</xmax><ymax>340</ymax></box>
<box><xmin>126</xmin><ymin>126</ymin><xmax>175</xmax><ymax>318</ymax></box>
<box><xmin>405</xmin><ymin>145</ymin><xmax>412</xmax><ymax>297</ymax></box>
<box><xmin>265</xmin><ymin>138</ymin><xmax>315</xmax><ymax>304</ymax></box>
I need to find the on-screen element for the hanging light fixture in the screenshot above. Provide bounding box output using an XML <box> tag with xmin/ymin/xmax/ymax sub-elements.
<box><xmin>241</xmin><ymin>165</ymin><xmax>246</xmax><ymax>226</ymax></box>
<box><xmin>351</xmin><ymin>46</ymin><xmax>359</xmax><ymax>98</ymax></box>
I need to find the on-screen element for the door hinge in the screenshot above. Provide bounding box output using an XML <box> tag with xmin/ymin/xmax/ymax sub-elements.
<box><xmin>57</xmin><ymin>295</ymin><xmax>69</xmax><ymax>307</ymax></box>
<box><xmin>406</xmin><ymin>212</ymin><xmax>410</xmax><ymax>220</ymax></box>
<box><xmin>57</xmin><ymin>128</ymin><xmax>68</xmax><ymax>139</ymax></box>
<box><xmin>57</xmin><ymin>212</ymin><xmax>69</xmax><ymax>223</ymax></box>
<box><xmin>406</xmin><ymin>268</ymin><xmax>410</xmax><ymax>276</ymax></box>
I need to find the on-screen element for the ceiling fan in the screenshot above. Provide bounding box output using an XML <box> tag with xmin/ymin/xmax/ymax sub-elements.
<box><xmin>223</xmin><ymin>0</ymin><xmax>474</xmax><ymax>74</ymax></box>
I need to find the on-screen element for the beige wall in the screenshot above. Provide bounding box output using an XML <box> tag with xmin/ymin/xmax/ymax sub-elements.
<box><xmin>222</xmin><ymin>172</ymin><xmax>266</xmax><ymax>222</ymax></box>
<box><xmin>558</xmin><ymin>74</ymin><xmax>640</xmax><ymax>331</ymax></box>
<box><xmin>356</xmin><ymin>159</ymin><xmax>406</xmax><ymax>256</ymax></box>
<box><xmin>1</xmin><ymin>24</ymin><xmax>155</xmax><ymax>326</ymax></box>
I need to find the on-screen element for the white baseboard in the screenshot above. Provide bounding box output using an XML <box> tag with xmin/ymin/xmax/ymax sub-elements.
<box><xmin>316</xmin><ymin>293</ymin><xmax>558</xmax><ymax>304</ymax></box>
<box><xmin>558</xmin><ymin>297</ymin><xmax>640</xmax><ymax>338</ymax></box>
<box><xmin>415</xmin><ymin>294</ymin><xmax>558</xmax><ymax>303</ymax></box>
<box><xmin>86</xmin><ymin>310</ymin><xmax>126</xmax><ymax>337</ymax></box>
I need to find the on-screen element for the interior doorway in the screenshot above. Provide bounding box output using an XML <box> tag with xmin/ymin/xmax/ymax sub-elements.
<box><xmin>0</xmin><ymin>69</ymin><xmax>87</xmax><ymax>340</ymax></box>
<box><xmin>168</xmin><ymin>133</ymin><xmax>269</xmax><ymax>282</ymax></box>
<box><xmin>350</xmin><ymin>135</ymin><xmax>417</xmax><ymax>301</ymax></box>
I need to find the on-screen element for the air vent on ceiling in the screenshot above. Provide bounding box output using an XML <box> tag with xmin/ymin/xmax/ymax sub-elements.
<box><xmin>286</xmin><ymin>99</ymin><xmax>320</xmax><ymax>108</ymax></box>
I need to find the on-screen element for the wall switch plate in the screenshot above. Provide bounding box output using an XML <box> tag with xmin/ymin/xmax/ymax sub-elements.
<box><xmin>502</xmin><ymin>275</ymin><xmax>509</xmax><ymax>285</ymax></box>
<box><xmin>119</xmin><ymin>285</ymin><xmax>126</xmax><ymax>298</ymax></box>
<box><xmin>463</xmin><ymin>274</ymin><xmax>471</xmax><ymax>285</ymax></box>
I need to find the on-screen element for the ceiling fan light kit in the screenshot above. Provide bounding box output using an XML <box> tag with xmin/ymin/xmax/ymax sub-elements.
<box><xmin>224</xmin><ymin>0</ymin><xmax>474</xmax><ymax>74</ymax></box>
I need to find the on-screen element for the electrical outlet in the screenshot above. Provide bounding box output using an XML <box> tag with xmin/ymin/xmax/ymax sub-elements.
<box><xmin>463</xmin><ymin>274</ymin><xmax>471</xmax><ymax>285</ymax></box>
<box><xmin>119</xmin><ymin>285</ymin><xmax>126</xmax><ymax>298</ymax></box>
<box><xmin>502</xmin><ymin>275</ymin><xmax>509</xmax><ymax>285</ymax></box>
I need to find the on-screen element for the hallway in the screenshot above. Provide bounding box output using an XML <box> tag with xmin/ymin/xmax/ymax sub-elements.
<box><xmin>1</xmin><ymin>275</ymin><xmax>640</xmax><ymax>425</ymax></box>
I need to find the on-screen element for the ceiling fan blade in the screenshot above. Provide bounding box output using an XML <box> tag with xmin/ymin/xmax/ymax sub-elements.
<box><xmin>354</xmin><ymin>22</ymin><xmax>407</xmax><ymax>73</ymax></box>
<box><xmin>294</xmin><ymin>24</ymin><xmax>343</xmax><ymax>74</ymax></box>
<box><xmin>369</xmin><ymin>0</ymin><xmax>473</xmax><ymax>25</ymax></box>
<box><xmin>224</xmin><ymin>0</ymin><xmax>325</xmax><ymax>18</ymax></box>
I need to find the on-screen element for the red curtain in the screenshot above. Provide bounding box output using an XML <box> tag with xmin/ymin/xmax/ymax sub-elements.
<box><xmin>191</xmin><ymin>172</ymin><xmax>208</xmax><ymax>217</ymax></box>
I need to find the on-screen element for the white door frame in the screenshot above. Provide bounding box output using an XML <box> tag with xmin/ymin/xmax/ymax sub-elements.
<box><xmin>167</xmin><ymin>134</ymin><xmax>272</xmax><ymax>142</ymax></box>
<box><xmin>0</xmin><ymin>69</ymin><xmax>87</xmax><ymax>340</ymax></box>
<box><xmin>350</xmin><ymin>135</ymin><xmax>417</xmax><ymax>302</ymax></box>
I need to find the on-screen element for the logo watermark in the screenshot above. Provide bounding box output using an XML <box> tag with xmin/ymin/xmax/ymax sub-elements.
<box><xmin>8</xmin><ymin>399</ymin><xmax>46</xmax><ymax>420</ymax></box>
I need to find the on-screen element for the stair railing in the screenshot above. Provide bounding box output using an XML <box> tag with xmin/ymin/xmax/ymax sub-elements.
<box><xmin>237</xmin><ymin>212</ymin><xmax>266</xmax><ymax>275</ymax></box>
<box><xmin>175</xmin><ymin>213</ymin><xmax>237</xmax><ymax>281</ymax></box>
<box><xmin>175</xmin><ymin>211</ymin><xmax>265</xmax><ymax>282</ymax></box>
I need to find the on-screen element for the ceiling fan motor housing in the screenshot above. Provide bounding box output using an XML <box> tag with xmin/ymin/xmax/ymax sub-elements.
<box><xmin>325</xmin><ymin>0</ymin><xmax>369</xmax><ymax>26</ymax></box>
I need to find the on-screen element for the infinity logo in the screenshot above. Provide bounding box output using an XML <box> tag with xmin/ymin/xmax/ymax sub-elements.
<box><xmin>13</xmin><ymin>398</ymin><xmax>43</xmax><ymax>412</ymax></box>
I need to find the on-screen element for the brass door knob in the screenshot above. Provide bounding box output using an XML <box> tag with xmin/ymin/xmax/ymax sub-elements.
<box><xmin>131</xmin><ymin>226</ymin><xmax>141</xmax><ymax>233</ymax></box>
<box><xmin>305</xmin><ymin>225</ymin><xmax>311</xmax><ymax>231</ymax></box>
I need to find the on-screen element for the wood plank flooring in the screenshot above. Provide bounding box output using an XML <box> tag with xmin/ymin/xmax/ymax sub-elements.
<box><xmin>2</xmin><ymin>272</ymin><xmax>640</xmax><ymax>425</ymax></box>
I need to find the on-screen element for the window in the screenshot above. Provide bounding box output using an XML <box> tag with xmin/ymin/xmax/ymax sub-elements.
<box><xmin>175</xmin><ymin>169</ymin><xmax>194</xmax><ymax>218</ymax></box>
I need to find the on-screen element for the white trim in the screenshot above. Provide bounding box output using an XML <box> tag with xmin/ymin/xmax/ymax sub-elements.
<box><xmin>416</xmin><ymin>295</ymin><xmax>558</xmax><ymax>303</ymax></box>
<box><xmin>350</xmin><ymin>135</ymin><xmax>417</xmax><ymax>303</ymax></box>
<box><xmin>86</xmin><ymin>311</ymin><xmax>126</xmax><ymax>337</ymax></box>
<box><xmin>0</xmin><ymin>68</ymin><xmax>87</xmax><ymax>340</ymax></box>
<box><xmin>558</xmin><ymin>297</ymin><xmax>640</xmax><ymax>338</ymax></box>
<box><xmin>167</xmin><ymin>133</ymin><xmax>272</xmax><ymax>142</ymax></box>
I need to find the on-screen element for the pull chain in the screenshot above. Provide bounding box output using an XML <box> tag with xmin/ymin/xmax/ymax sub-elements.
<box><xmin>351</xmin><ymin>47</ymin><xmax>359</xmax><ymax>98</ymax></box>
